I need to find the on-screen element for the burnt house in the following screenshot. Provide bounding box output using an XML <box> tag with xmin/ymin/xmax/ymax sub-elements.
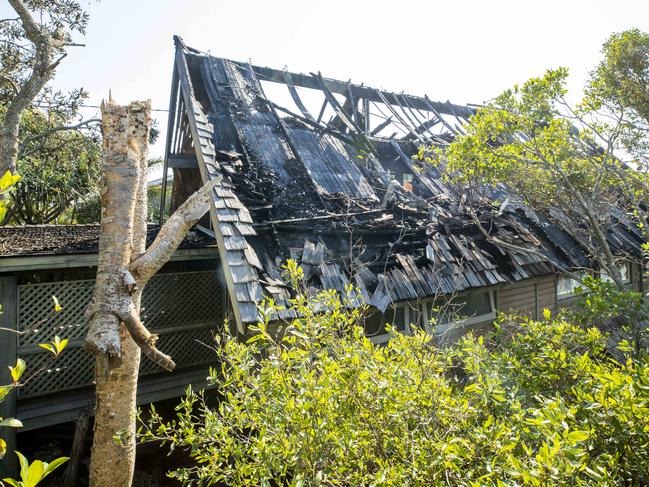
<box><xmin>161</xmin><ymin>36</ymin><xmax>645</xmax><ymax>341</ymax></box>
<box><xmin>0</xmin><ymin>37</ymin><xmax>645</xmax><ymax>462</ymax></box>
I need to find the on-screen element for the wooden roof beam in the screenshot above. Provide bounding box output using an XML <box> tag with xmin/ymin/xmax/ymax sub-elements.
<box><xmin>250</xmin><ymin>63</ymin><xmax>476</xmax><ymax>118</ymax></box>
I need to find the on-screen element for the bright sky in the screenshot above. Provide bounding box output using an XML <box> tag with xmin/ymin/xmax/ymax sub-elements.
<box><xmin>4</xmin><ymin>0</ymin><xmax>649</xmax><ymax>158</ymax></box>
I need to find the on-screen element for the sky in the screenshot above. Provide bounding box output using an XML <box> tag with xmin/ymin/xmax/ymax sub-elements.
<box><xmin>3</xmin><ymin>0</ymin><xmax>649</xmax><ymax>159</ymax></box>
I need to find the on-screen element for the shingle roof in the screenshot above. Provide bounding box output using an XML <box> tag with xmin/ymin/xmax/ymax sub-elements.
<box><xmin>0</xmin><ymin>224</ymin><xmax>215</xmax><ymax>258</ymax></box>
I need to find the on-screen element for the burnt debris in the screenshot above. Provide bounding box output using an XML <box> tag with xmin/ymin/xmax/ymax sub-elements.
<box><xmin>163</xmin><ymin>36</ymin><xmax>644</xmax><ymax>331</ymax></box>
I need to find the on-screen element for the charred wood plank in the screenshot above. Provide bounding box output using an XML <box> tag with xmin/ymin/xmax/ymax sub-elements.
<box><xmin>375</xmin><ymin>90</ymin><xmax>426</xmax><ymax>145</ymax></box>
<box><xmin>260</xmin><ymin>98</ymin><xmax>354</xmax><ymax>146</ymax></box>
<box><xmin>370</xmin><ymin>115</ymin><xmax>394</xmax><ymax>137</ymax></box>
<box><xmin>251</xmin><ymin>63</ymin><xmax>475</xmax><ymax>118</ymax></box>
<box><xmin>168</xmin><ymin>153</ymin><xmax>199</xmax><ymax>169</ymax></box>
<box><xmin>283</xmin><ymin>70</ymin><xmax>316</xmax><ymax>123</ymax></box>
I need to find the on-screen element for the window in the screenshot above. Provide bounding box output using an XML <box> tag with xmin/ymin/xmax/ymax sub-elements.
<box><xmin>557</xmin><ymin>274</ymin><xmax>586</xmax><ymax>299</ymax></box>
<box><xmin>364</xmin><ymin>312</ymin><xmax>385</xmax><ymax>336</ymax></box>
<box><xmin>462</xmin><ymin>292</ymin><xmax>493</xmax><ymax>317</ymax></box>
<box><xmin>601</xmin><ymin>262</ymin><xmax>631</xmax><ymax>284</ymax></box>
<box><xmin>423</xmin><ymin>291</ymin><xmax>496</xmax><ymax>330</ymax></box>
<box><xmin>384</xmin><ymin>306</ymin><xmax>406</xmax><ymax>332</ymax></box>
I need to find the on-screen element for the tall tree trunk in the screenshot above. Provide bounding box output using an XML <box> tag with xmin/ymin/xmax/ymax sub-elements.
<box><xmin>87</xmin><ymin>100</ymin><xmax>149</xmax><ymax>487</ymax></box>
<box><xmin>86</xmin><ymin>99</ymin><xmax>218</xmax><ymax>487</ymax></box>
<box><xmin>1</xmin><ymin>0</ymin><xmax>58</xmax><ymax>176</ymax></box>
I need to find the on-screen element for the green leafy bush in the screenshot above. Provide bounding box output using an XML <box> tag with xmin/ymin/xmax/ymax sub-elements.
<box><xmin>141</xmin><ymin>282</ymin><xmax>649</xmax><ymax>486</ymax></box>
<box><xmin>567</xmin><ymin>276</ymin><xmax>649</xmax><ymax>354</ymax></box>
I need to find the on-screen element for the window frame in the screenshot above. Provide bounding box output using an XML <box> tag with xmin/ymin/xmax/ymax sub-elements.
<box><xmin>556</xmin><ymin>272</ymin><xmax>587</xmax><ymax>300</ymax></box>
<box><xmin>369</xmin><ymin>289</ymin><xmax>498</xmax><ymax>343</ymax></box>
<box><xmin>427</xmin><ymin>290</ymin><xmax>497</xmax><ymax>333</ymax></box>
<box><xmin>600</xmin><ymin>261</ymin><xmax>631</xmax><ymax>285</ymax></box>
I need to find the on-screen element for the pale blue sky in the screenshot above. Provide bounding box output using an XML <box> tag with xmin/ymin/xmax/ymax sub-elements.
<box><xmin>3</xmin><ymin>0</ymin><xmax>649</xmax><ymax>157</ymax></box>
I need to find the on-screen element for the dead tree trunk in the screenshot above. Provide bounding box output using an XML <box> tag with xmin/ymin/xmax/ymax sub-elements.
<box><xmin>170</xmin><ymin>167</ymin><xmax>203</xmax><ymax>213</ymax></box>
<box><xmin>86</xmin><ymin>99</ymin><xmax>217</xmax><ymax>487</ymax></box>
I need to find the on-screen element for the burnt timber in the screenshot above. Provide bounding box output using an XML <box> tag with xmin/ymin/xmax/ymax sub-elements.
<box><xmin>163</xmin><ymin>36</ymin><xmax>646</xmax><ymax>334</ymax></box>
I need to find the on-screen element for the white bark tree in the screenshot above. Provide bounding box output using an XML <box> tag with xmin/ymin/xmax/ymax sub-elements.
<box><xmin>85</xmin><ymin>99</ymin><xmax>216</xmax><ymax>486</ymax></box>
<box><xmin>1</xmin><ymin>0</ymin><xmax>89</xmax><ymax>176</ymax></box>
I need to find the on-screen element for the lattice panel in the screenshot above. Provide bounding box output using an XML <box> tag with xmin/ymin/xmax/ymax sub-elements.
<box><xmin>142</xmin><ymin>272</ymin><xmax>224</xmax><ymax>330</ymax></box>
<box><xmin>18</xmin><ymin>279</ymin><xmax>94</xmax><ymax>346</ymax></box>
<box><xmin>17</xmin><ymin>346</ymin><xmax>94</xmax><ymax>399</ymax></box>
<box><xmin>139</xmin><ymin>327</ymin><xmax>219</xmax><ymax>376</ymax></box>
<box><xmin>16</xmin><ymin>270</ymin><xmax>224</xmax><ymax>399</ymax></box>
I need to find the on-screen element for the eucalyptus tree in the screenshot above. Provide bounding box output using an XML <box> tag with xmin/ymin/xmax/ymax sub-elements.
<box><xmin>423</xmin><ymin>32</ymin><xmax>649</xmax><ymax>287</ymax></box>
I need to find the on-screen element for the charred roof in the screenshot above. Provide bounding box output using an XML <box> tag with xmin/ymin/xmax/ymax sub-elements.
<box><xmin>134</xmin><ymin>38</ymin><xmax>649</xmax><ymax>330</ymax></box>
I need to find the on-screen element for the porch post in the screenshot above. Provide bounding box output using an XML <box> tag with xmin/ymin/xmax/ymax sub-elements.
<box><xmin>0</xmin><ymin>276</ymin><xmax>18</xmax><ymax>479</ymax></box>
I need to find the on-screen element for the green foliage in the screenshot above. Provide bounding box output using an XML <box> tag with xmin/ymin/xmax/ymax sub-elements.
<box><xmin>2</xmin><ymin>451</ymin><xmax>68</xmax><ymax>487</ymax></box>
<box><xmin>421</xmin><ymin>62</ymin><xmax>646</xmax><ymax>285</ymax></box>
<box><xmin>421</xmin><ymin>68</ymin><xmax>621</xmax><ymax>211</ymax></box>
<box><xmin>140</xmin><ymin>285</ymin><xmax>649</xmax><ymax>486</ymax></box>
<box><xmin>0</xmin><ymin>2</ymin><xmax>89</xmax><ymax>105</ymax></box>
<box><xmin>147</xmin><ymin>185</ymin><xmax>171</xmax><ymax>223</ymax></box>
<box><xmin>0</xmin><ymin>170</ymin><xmax>21</xmax><ymax>222</ymax></box>
<box><xmin>37</xmin><ymin>335</ymin><xmax>68</xmax><ymax>357</ymax></box>
<box><xmin>0</xmin><ymin>296</ymin><xmax>69</xmax><ymax>477</ymax></box>
<box><xmin>568</xmin><ymin>276</ymin><xmax>649</xmax><ymax>352</ymax></box>
<box><xmin>5</xmin><ymin>105</ymin><xmax>101</xmax><ymax>224</ymax></box>
<box><xmin>72</xmin><ymin>192</ymin><xmax>101</xmax><ymax>224</ymax></box>
<box><xmin>587</xmin><ymin>29</ymin><xmax>649</xmax><ymax>123</ymax></box>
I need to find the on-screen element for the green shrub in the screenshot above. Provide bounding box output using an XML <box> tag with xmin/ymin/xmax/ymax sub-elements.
<box><xmin>140</xmin><ymin>282</ymin><xmax>649</xmax><ymax>486</ymax></box>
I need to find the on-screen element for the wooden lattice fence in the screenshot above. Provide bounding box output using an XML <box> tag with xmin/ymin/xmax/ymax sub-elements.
<box><xmin>15</xmin><ymin>270</ymin><xmax>224</xmax><ymax>399</ymax></box>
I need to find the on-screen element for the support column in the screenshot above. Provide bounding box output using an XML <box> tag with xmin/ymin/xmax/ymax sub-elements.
<box><xmin>0</xmin><ymin>276</ymin><xmax>18</xmax><ymax>479</ymax></box>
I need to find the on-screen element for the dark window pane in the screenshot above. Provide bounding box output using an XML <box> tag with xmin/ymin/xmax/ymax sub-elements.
<box><xmin>364</xmin><ymin>311</ymin><xmax>384</xmax><ymax>336</ymax></box>
<box><xmin>385</xmin><ymin>306</ymin><xmax>406</xmax><ymax>331</ymax></box>
<box><xmin>460</xmin><ymin>292</ymin><xmax>492</xmax><ymax>317</ymax></box>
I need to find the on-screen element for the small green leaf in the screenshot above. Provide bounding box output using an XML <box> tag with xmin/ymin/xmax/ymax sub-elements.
<box><xmin>9</xmin><ymin>359</ymin><xmax>26</xmax><ymax>384</ymax></box>
<box><xmin>0</xmin><ymin>385</ymin><xmax>12</xmax><ymax>401</ymax></box>
<box><xmin>0</xmin><ymin>418</ymin><xmax>23</xmax><ymax>428</ymax></box>
<box><xmin>38</xmin><ymin>343</ymin><xmax>55</xmax><ymax>354</ymax></box>
<box><xmin>51</xmin><ymin>295</ymin><xmax>62</xmax><ymax>313</ymax></box>
<box><xmin>25</xmin><ymin>459</ymin><xmax>45</xmax><ymax>487</ymax></box>
<box><xmin>42</xmin><ymin>456</ymin><xmax>69</xmax><ymax>479</ymax></box>
<box><xmin>0</xmin><ymin>170</ymin><xmax>21</xmax><ymax>191</ymax></box>
<box><xmin>566</xmin><ymin>430</ymin><xmax>590</xmax><ymax>442</ymax></box>
<box><xmin>16</xmin><ymin>451</ymin><xmax>29</xmax><ymax>482</ymax></box>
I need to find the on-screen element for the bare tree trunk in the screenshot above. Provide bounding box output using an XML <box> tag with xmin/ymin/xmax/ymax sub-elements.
<box><xmin>86</xmin><ymin>99</ymin><xmax>218</xmax><ymax>487</ymax></box>
<box><xmin>170</xmin><ymin>167</ymin><xmax>203</xmax><ymax>212</ymax></box>
<box><xmin>87</xmin><ymin>100</ymin><xmax>148</xmax><ymax>487</ymax></box>
<box><xmin>1</xmin><ymin>0</ymin><xmax>60</xmax><ymax>176</ymax></box>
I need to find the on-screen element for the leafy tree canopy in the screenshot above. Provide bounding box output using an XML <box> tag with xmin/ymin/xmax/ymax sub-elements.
<box><xmin>420</xmin><ymin>32</ymin><xmax>649</xmax><ymax>286</ymax></box>
<box><xmin>0</xmin><ymin>101</ymin><xmax>100</xmax><ymax>224</ymax></box>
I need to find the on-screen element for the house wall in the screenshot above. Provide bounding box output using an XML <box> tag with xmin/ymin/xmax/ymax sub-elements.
<box><xmin>498</xmin><ymin>274</ymin><xmax>557</xmax><ymax>319</ymax></box>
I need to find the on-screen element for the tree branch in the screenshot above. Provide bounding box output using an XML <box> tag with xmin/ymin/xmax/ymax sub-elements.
<box><xmin>7</xmin><ymin>0</ymin><xmax>47</xmax><ymax>43</ymax></box>
<box><xmin>130</xmin><ymin>178</ymin><xmax>220</xmax><ymax>287</ymax></box>
<box><xmin>0</xmin><ymin>73</ymin><xmax>19</xmax><ymax>96</ymax></box>
<box><xmin>18</xmin><ymin>118</ymin><xmax>100</xmax><ymax>156</ymax></box>
<box><xmin>116</xmin><ymin>305</ymin><xmax>175</xmax><ymax>372</ymax></box>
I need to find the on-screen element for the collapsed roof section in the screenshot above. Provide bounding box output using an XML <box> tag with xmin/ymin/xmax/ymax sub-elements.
<box><xmin>163</xmin><ymin>36</ymin><xmax>645</xmax><ymax>333</ymax></box>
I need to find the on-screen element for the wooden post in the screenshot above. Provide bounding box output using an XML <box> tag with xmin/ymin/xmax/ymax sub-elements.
<box><xmin>0</xmin><ymin>276</ymin><xmax>18</xmax><ymax>479</ymax></box>
<box><xmin>62</xmin><ymin>410</ymin><xmax>90</xmax><ymax>487</ymax></box>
